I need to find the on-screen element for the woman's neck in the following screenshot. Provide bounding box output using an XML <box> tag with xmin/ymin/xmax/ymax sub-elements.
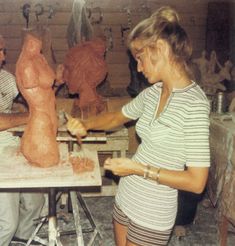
<box><xmin>162</xmin><ymin>65</ymin><xmax>191</xmax><ymax>92</ymax></box>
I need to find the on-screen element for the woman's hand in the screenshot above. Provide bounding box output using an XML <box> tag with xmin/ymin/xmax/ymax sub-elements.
<box><xmin>65</xmin><ymin>113</ymin><xmax>87</xmax><ymax>137</ymax></box>
<box><xmin>104</xmin><ymin>157</ymin><xmax>144</xmax><ymax>177</ymax></box>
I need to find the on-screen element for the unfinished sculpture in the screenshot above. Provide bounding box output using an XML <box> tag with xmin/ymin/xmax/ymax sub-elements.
<box><xmin>16</xmin><ymin>34</ymin><xmax>59</xmax><ymax>167</ymax></box>
<box><xmin>194</xmin><ymin>50</ymin><xmax>232</xmax><ymax>95</ymax></box>
<box><xmin>193</xmin><ymin>50</ymin><xmax>209</xmax><ymax>83</ymax></box>
<box><xmin>208</xmin><ymin>50</ymin><xmax>220</xmax><ymax>74</ymax></box>
<box><xmin>63</xmin><ymin>38</ymin><xmax>108</xmax><ymax>118</ymax></box>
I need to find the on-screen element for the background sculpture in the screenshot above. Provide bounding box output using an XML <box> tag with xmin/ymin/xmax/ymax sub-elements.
<box><xmin>16</xmin><ymin>34</ymin><xmax>59</xmax><ymax>167</ymax></box>
<box><xmin>193</xmin><ymin>50</ymin><xmax>233</xmax><ymax>95</ymax></box>
<box><xmin>63</xmin><ymin>38</ymin><xmax>108</xmax><ymax>118</ymax></box>
<box><xmin>193</xmin><ymin>50</ymin><xmax>209</xmax><ymax>83</ymax></box>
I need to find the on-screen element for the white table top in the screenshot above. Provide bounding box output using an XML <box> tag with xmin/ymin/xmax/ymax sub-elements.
<box><xmin>0</xmin><ymin>144</ymin><xmax>101</xmax><ymax>189</ymax></box>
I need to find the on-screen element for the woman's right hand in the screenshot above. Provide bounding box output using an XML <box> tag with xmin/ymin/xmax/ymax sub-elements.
<box><xmin>65</xmin><ymin>113</ymin><xmax>87</xmax><ymax>137</ymax></box>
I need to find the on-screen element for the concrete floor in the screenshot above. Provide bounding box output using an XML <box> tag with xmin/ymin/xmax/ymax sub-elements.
<box><xmin>10</xmin><ymin>195</ymin><xmax>235</xmax><ymax>246</ymax></box>
<box><xmin>83</xmin><ymin>196</ymin><xmax>235</xmax><ymax>246</ymax></box>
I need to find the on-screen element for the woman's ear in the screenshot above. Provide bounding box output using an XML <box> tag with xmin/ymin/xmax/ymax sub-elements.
<box><xmin>156</xmin><ymin>39</ymin><xmax>169</xmax><ymax>57</ymax></box>
<box><xmin>148</xmin><ymin>39</ymin><xmax>168</xmax><ymax>65</ymax></box>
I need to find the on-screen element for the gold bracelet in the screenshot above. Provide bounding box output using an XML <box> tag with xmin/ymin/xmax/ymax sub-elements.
<box><xmin>156</xmin><ymin>168</ymin><xmax>161</xmax><ymax>184</ymax></box>
<box><xmin>143</xmin><ymin>165</ymin><xmax>150</xmax><ymax>179</ymax></box>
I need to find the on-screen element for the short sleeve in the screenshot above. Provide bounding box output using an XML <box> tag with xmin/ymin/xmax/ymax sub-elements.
<box><xmin>0</xmin><ymin>70</ymin><xmax>18</xmax><ymax>113</ymax></box>
<box><xmin>184</xmin><ymin>100</ymin><xmax>210</xmax><ymax>167</ymax></box>
<box><xmin>122</xmin><ymin>89</ymin><xmax>147</xmax><ymax>120</ymax></box>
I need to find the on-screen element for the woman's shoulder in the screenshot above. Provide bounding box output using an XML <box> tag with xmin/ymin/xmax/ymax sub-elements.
<box><xmin>185</xmin><ymin>81</ymin><xmax>208</xmax><ymax>102</ymax></box>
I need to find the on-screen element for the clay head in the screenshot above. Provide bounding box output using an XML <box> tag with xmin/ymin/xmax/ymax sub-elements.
<box><xmin>63</xmin><ymin>38</ymin><xmax>107</xmax><ymax>94</ymax></box>
<box><xmin>23</xmin><ymin>33</ymin><xmax>42</xmax><ymax>55</ymax></box>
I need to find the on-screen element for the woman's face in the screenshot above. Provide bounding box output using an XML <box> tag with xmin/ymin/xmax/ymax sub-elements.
<box><xmin>131</xmin><ymin>39</ymin><xmax>164</xmax><ymax>84</ymax></box>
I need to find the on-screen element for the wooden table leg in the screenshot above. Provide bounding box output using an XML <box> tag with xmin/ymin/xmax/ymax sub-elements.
<box><xmin>219</xmin><ymin>215</ymin><xmax>229</xmax><ymax>246</ymax></box>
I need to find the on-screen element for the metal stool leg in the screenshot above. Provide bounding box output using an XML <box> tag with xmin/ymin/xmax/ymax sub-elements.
<box><xmin>70</xmin><ymin>191</ymin><xmax>85</xmax><ymax>246</ymax></box>
<box><xmin>26</xmin><ymin>216</ymin><xmax>48</xmax><ymax>246</ymax></box>
<box><xmin>48</xmin><ymin>188</ymin><xmax>63</xmax><ymax>246</ymax></box>
<box><xmin>76</xmin><ymin>192</ymin><xmax>102</xmax><ymax>245</ymax></box>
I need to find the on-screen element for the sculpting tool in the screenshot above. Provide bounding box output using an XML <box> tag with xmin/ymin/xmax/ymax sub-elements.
<box><xmin>64</xmin><ymin>112</ymin><xmax>85</xmax><ymax>157</ymax></box>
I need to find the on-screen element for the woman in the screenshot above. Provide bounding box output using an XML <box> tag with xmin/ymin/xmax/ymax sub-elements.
<box><xmin>66</xmin><ymin>6</ymin><xmax>210</xmax><ymax>246</ymax></box>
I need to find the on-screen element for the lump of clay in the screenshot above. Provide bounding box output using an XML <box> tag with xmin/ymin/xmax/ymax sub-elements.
<box><xmin>16</xmin><ymin>33</ymin><xmax>59</xmax><ymax>167</ymax></box>
<box><xmin>63</xmin><ymin>38</ymin><xmax>108</xmax><ymax>118</ymax></box>
<box><xmin>69</xmin><ymin>156</ymin><xmax>95</xmax><ymax>174</ymax></box>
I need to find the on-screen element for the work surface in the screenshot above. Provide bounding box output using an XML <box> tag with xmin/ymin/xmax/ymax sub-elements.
<box><xmin>0</xmin><ymin>144</ymin><xmax>101</xmax><ymax>189</ymax></box>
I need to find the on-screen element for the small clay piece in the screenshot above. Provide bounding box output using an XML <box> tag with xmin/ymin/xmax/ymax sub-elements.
<box><xmin>16</xmin><ymin>33</ymin><xmax>59</xmax><ymax>167</ymax></box>
<box><xmin>69</xmin><ymin>156</ymin><xmax>95</xmax><ymax>174</ymax></box>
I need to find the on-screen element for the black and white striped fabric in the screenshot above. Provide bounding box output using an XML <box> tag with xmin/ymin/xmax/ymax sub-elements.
<box><xmin>0</xmin><ymin>69</ymin><xmax>19</xmax><ymax>151</ymax></box>
<box><xmin>115</xmin><ymin>81</ymin><xmax>210</xmax><ymax>231</ymax></box>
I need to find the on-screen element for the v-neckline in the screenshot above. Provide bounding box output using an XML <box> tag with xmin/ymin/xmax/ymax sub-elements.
<box><xmin>153</xmin><ymin>88</ymin><xmax>172</xmax><ymax>122</ymax></box>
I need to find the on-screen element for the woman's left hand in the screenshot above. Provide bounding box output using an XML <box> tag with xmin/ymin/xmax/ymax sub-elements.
<box><xmin>104</xmin><ymin>157</ymin><xmax>144</xmax><ymax>177</ymax></box>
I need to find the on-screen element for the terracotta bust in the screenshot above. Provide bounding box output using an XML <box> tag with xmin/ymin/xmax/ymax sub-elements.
<box><xmin>16</xmin><ymin>34</ymin><xmax>59</xmax><ymax>167</ymax></box>
<box><xmin>63</xmin><ymin>38</ymin><xmax>108</xmax><ymax>118</ymax></box>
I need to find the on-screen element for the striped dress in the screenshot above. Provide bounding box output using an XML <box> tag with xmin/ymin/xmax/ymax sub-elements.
<box><xmin>115</xmin><ymin>81</ymin><xmax>210</xmax><ymax>231</ymax></box>
<box><xmin>0</xmin><ymin>69</ymin><xmax>19</xmax><ymax>152</ymax></box>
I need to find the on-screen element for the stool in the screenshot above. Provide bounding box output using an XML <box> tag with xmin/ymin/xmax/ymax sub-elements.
<box><xmin>26</xmin><ymin>189</ymin><xmax>102</xmax><ymax>246</ymax></box>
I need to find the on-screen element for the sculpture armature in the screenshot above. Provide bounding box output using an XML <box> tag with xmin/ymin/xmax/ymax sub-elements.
<box><xmin>16</xmin><ymin>34</ymin><xmax>59</xmax><ymax>167</ymax></box>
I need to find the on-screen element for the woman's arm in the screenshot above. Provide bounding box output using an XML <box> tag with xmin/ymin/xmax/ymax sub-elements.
<box><xmin>143</xmin><ymin>165</ymin><xmax>209</xmax><ymax>194</ymax></box>
<box><xmin>0</xmin><ymin>112</ymin><xmax>29</xmax><ymax>131</ymax></box>
<box><xmin>104</xmin><ymin>158</ymin><xmax>209</xmax><ymax>194</ymax></box>
<box><xmin>66</xmin><ymin>110</ymin><xmax>131</xmax><ymax>136</ymax></box>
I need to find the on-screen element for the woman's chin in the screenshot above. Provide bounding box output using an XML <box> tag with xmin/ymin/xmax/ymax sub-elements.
<box><xmin>148</xmin><ymin>78</ymin><xmax>157</xmax><ymax>84</ymax></box>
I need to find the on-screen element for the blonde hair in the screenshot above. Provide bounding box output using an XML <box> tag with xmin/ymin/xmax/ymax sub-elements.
<box><xmin>128</xmin><ymin>6</ymin><xmax>192</xmax><ymax>64</ymax></box>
